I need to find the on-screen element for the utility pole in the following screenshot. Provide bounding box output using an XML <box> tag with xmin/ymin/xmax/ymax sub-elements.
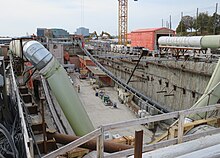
<box><xmin>162</xmin><ymin>19</ymin><xmax>164</xmax><ymax>27</ymax></box>
<box><xmin>181</xmin><ymin>12</ymin><xmax>183</xmax><ymax>35</ymax></box>
<box><xmin>169</xmin><ymin>15</ymin><xmax>172</xmax><ymax>30</ymax></box>
<box><xmin>166</xmin><ymin>21</ymin><xmax>169</xmax><ymax>28</ymax></box>
<box><xmin>196</xmin><ymin>8</ymin><xmax>199</xmax><ymax>35</ymax></box>
<box><xmin>213</xmin><ymin>3</ymin><xmax>218</xmax><ymax>35</ymax></box>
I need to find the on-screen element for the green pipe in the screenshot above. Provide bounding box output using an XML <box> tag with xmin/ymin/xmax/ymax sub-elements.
<box><xmin>21</xmin><ymin>41</ymin><xmax>94</xmax><ymax>136</ymax></box>
<box><xmin>201</xmin><ymin>35</ymin><xmax>220</xmax><ymax>49</ymax></box>
<box><xmin>189</xmin><ymin>56</ymin><xmax>220</xmax><ymax>120</ymax></box>
<box><xmin>41</xmin><ymin>58</ymin><xmax>94</xmax><ymax>135</ymax></box>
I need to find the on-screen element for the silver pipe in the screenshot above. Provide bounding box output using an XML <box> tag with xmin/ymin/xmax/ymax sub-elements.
<box><xmin>23</xmin><ymin>41</ymin><xmax>53</xmax><ymax>70</ymax></box>
<box><xmin>129</xmin><ymin>133</ymin><xmax>220</xmax><ymax>158</ymax></box>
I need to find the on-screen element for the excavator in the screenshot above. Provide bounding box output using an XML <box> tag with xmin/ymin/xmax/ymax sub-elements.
<box><xmin>99</xmin><ymin>31</ymin><xmax>112</xmax><ymax>39</ymax></box>
<box><xmin>88</xmin><ymin>31</ymin><xmax>112</xmax><ymax>40</ymax></box>
<box><xmin>88</xmin><ymin>31</ymin><xmax>98</xmax><ymax>40</ymax></box>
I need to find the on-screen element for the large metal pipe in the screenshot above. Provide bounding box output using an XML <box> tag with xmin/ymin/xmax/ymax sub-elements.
<box><xmin>21</xmin><ymin>41</ymin><xmax>94</xmax><ymax>136</ymax></box>
<box><xmin>189</xmin><ymin>56</ymin><xmax>220</xmax><ymax>120</ymax></box>
<box><xmin>128</xmin><ymin>133</ymin><xmax>220</xmax><ymax>158</ymax></box>
<box><xmin>176</xmin><ymin>144</ymin><xmax>220</xmax><ymax>158</ymax></box>
<box><xmin>47</xmin><ymin>132</ymin><xmax>133</xmax><ymax>153</ymax></box>
<box><xmin>158</xmin><ymin>35</ymin><xmax>220</xmax><ymax>49</ymax></box>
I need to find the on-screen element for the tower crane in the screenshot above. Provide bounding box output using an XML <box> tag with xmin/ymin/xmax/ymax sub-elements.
<box><xmin>118</xmin><ymin>0</ymin><xmax>138</xmax><ymax>45</ymax></box>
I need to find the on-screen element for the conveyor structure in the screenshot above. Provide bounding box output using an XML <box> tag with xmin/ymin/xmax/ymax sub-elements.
<box><xmin>78</xmin><ymin>41</ymin><xmax>169</xmax><ymax>113</ymax></box>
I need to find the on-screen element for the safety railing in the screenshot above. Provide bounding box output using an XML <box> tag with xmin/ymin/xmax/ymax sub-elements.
<box><xmin>43</xmin><ymin>103</ymin><xmax>220</xmax><ymax>158</ymax></box>
<box><xmin>9</xmin><ymin>55</ymin><xmax>32</xmax><ymax>158</ymax></box>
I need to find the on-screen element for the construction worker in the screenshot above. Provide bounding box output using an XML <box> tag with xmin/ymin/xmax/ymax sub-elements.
<box><xmin>64</xmin><ymin>51</ymin><xmax>70</xmax><ymax>64</ymax></box>
<box><xmin>77</xmin><ymin>85</ymin><xmax>80</xmax><ymax>93</ymax></box>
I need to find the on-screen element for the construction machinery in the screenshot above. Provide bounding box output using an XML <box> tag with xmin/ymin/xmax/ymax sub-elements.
<box><xmin>100</xmin><ymin>31</ymin><xmax>112</xmax><ymax>39</ymax></box>
<box><xmin>118</xmin><ymin>0</ymin><xmax>138</xmax><ymax>45</ymax></box>
<box><xmin>89</xmin><ymin>31</ymin><xmax>98</xmax><ymax>40</ymax></box>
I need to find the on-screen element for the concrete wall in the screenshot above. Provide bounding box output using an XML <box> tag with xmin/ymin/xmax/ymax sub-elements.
<box><xmin>102</xmin><ymin>58</ymin><xmax>216</xmax><ymax>111</ymax></box>
<box><xmin>48</xmin><ymin>43</ymin><xmax>64</xmax><ymax>64</ymax></box>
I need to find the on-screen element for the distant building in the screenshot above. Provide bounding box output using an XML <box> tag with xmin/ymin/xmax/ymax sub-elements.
<box><xmin>76</xmin><ymin>27</ymin><xmax>89</xmax><ymax>37</ymax></box>
<box><xmin>51</xmin><ymin>28</ymin><xmax>69</xmax><ymax>38</ymax></box>
<box><xmin>130</xmin><ymin>27</ymin><xmax>175</xmax><ymax>50</ymax></box>
<box><xmin>37</xmin><ymin>28</ymin><xmax>70</xmax><ymax>38</ymax></box>
<box><xmin>0</xmin><ymin>37</ymin><xmax>12</xmax><ymax>45</ymax></box>
<box><xmin>37</xmin><ymin>28</ymin><xmax>46</xmax><ymax>37</ymax></box>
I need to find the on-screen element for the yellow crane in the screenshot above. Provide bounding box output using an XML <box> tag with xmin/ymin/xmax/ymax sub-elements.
<box><xmin>118</xmin><ymin>0</ymin><xmax>138</xmax><ymax>45</ymax></box>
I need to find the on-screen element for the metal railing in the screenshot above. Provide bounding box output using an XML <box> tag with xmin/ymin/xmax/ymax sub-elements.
<box><xmin>9</xmin><ymin>56</ymin><xmax>32</xmax><ymax>158</ymax></box>
<box><xmin>43</xmin><ymin>103</ymin><xmax>220</xmax><ymax>158</ymax></box>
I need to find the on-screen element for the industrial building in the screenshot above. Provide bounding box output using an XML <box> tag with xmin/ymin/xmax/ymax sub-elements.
<box><xmin>37</xmin><ymin>28</ymin><xmax>70</xmax><ymax>38</ymax></box>
<box><xmin>76</xmin><ymin>27</ymin><xmax>90</xmax><ymax>37</ymax></box>
<box><xmin>130</xmin><ymin>27</ymin><xmax>175</xmax><ymax>50</ymax></box>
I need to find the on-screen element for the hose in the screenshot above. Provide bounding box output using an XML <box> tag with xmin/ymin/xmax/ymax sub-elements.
<box><xmin>0</xmin><ymin>123</ymin><xmax>18</xmax><ymax>158</ymax></box>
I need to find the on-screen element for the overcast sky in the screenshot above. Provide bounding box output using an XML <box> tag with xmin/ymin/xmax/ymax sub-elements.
<box><xmin>0</xmin><ymin>0</ymin><xmax>219</xmax><ymax>37</ymax></box>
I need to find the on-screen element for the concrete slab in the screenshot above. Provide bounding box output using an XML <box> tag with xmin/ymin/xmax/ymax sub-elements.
<box><xmin>70</xmin><ymin>73</ymin><xmax>153</xmax><ymax>143</ymax></box>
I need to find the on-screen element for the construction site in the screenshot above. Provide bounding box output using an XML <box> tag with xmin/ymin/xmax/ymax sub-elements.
<box><xmin>0</xmin><ymin>0</ymin><xmax>220</xmax><ymax>158</ymax></box>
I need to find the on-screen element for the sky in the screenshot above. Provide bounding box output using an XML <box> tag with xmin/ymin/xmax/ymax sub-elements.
<box><xmin>0</xmin><ymin>0</ymin><xmax>219</xmax><ymax>37</ymax></box>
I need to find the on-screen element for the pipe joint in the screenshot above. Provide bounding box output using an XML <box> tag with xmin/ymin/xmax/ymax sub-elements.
<box><xmin>23</xmin><ymin>41</ymin><xmax>53</xmax><ymax>70</ymax></box>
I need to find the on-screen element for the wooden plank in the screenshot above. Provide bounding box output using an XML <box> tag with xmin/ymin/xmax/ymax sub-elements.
<box><xmin>97</xmin><ymin>127</ymin><xmax>104</xmax><ymax>158</ymax></box>
<box><xmin>151</xmin><ymin>131</ymin><xmax>168</xmax><ymax>144</ymax></box>
<box><xmin>42</xmin><ymin>128</ymin><xmax>101</xmax><ymax>158</ymax></box>
<box><xmin>177</xmin><ymin>112</ymin><xmax>185</xmax><ymax>143</ymax></box>
<box><xmin>103</xmin><ymin>112</ymin><xmax>178</xmax><ymax>131</ymax></box>
<box><xmin>168</xmin><ymin>127</ymin><xmax>175</xmax><ymax>139</ymax></box>
<box><xmin>103</xmin><ymin>104</ymin><xmax>220</xmax><ymax>132</ymax></box>
<box><xmin>67</xmin><ymin>148</ymin><xmax>89</xmax><ymax>158</ymax></box>
<box><xmin>182</xmin><ymin>104</ymin><xmax>220</xmax><ymax>116</ymax></box>
<box><xmin>184</xmin><ymin>118</ymin><xmax>217</xmax><ymax>128</ymax></box>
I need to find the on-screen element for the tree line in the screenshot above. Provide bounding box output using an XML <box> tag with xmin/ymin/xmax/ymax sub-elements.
<box><xmin>176</xmin><ymin>12</ymin><xmax>220</xmax><ymax>35</ymax></box>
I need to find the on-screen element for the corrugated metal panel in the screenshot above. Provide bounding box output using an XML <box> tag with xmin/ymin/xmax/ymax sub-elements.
<box><xmin>132</xmin><ymin>27</ymin><xmax>174</xmax><ymax>33</ymax></box>
<box><xmin>131</xmin><ymin>28</ymin><xmax>175</xmax><ymax>50</ymax></box>
<box><xmin>131</xmin><ymin>31</ymin><xmax>154</xmax><ymax>50</ymax></box>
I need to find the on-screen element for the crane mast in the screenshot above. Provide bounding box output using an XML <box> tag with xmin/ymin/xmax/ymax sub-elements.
<box><xmin>118</xmin><ymin>0</ymin><xmax>128</xmax><ymax>45</ymax></box>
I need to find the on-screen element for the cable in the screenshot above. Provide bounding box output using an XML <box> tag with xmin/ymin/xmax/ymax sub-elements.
<box><xmin>22</xmin><ymin>65</ymin><xmax>35</xmax><ymax>76</ymax></box>
<box><xmin>0</xmin><ymin>123</ymin><xmax>18</xmax><ymax>158</ymax></box>
<box><xmin>24</xmin><ymin>68</ymin><xmax>37</xmax><ymax>85</ymax></box>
